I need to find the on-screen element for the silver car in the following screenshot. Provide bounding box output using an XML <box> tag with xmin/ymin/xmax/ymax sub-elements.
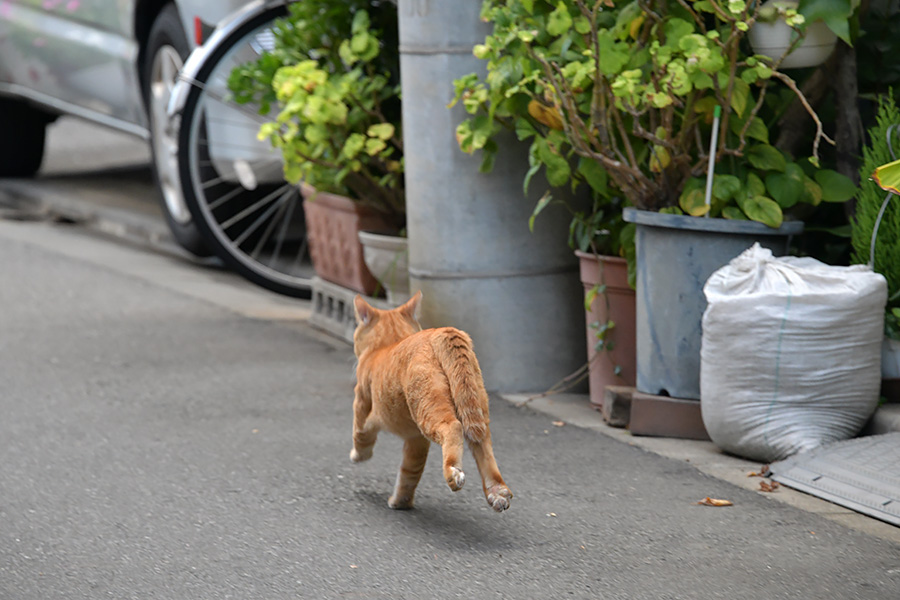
<box><xmin>0</xmin><ymin>0</ymin><xmax>252</xmax><ymax>254</ymax></box>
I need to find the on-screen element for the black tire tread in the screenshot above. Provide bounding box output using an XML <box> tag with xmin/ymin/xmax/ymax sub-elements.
<box><xmin>0</xmin><ymin>97</ymin><xmax>50</xmax><ymax>178</ymax></box>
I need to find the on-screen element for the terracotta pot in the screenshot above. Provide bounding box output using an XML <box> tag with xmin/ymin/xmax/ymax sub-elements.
<box><xmin>575</xmin><ymin>251</ymin><xmax>636</xmax><ymax>410</ymax></box>
<box><xmin>300</xmin><ymin>184</ymin><xmax>392</xmax><ymax>295</ymax></box>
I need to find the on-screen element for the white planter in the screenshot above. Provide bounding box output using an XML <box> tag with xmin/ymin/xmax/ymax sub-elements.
<box><xmin>883</xmin><ymin>336</ymin><xmax>900</xmax><ymax>379</ymax></box>
<box><xmin>358</xmin><ymin>230</ymin><xmax>410</xmax><ymax>305</ymax></box>
<box><xmin>749</xmin><ymin>1</ymin><xmax>838</xmax><ymax>69</ymax></box>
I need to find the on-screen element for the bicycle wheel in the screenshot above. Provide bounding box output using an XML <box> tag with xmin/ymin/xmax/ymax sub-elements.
<box><xmin>175</xmin><ymin>2</ymin><xmax>313</xmax><ymax>298</ymax></box>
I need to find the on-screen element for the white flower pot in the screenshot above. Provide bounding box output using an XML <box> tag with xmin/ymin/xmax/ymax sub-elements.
<box><xmin>749</xmin><ymin>1</ymin><xmax>838</xmax><ymax>69</ymax></box>
<box><xmin>358</xmin><ymin>230</ymin><xmax>410</xmax><ymax>305</ymax></box>
<box><xmin>883</xmin><ymin>336</ymin><xmax>900</xmax><ymax>379</ymax></box>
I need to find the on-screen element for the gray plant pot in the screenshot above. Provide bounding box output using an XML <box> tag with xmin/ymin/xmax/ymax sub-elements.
<box><xmin>623</xmin><ymin>208</ymin><xmax>803</xmax><ymax>400</ymax></box>
<box><xmin>398</xmin><ymin>0</ymin><xmax>586</xmax><ymax>392</ymax></box>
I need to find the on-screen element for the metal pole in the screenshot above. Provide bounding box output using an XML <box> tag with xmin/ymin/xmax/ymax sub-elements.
<box><xmin>398</xmin><ymin>0</ymin><xmax>586</xmax><ymax>392</ymax></box>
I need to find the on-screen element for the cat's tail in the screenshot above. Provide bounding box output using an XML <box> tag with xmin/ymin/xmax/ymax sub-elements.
<box><xmin>432</xmin><ymin>328</ymin><xmax>490</xmax><ymax>443</ymax></box>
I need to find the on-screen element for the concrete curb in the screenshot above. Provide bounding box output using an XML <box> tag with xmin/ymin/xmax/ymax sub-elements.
<box><xmin>0</xmin><ymin>178</ymin><xmax>185</xmax><ymax>258</ymax></box>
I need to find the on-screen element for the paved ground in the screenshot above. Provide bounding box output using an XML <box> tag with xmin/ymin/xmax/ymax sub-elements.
<box><xmin>1</xmin><ymin>117</ymin><xmax>898</xmax><ymax>598</ymax></box>
<box><xmin>1</xmin><ymin>215</ymin><xmax>899</xmax><ymax>599</ymax></box>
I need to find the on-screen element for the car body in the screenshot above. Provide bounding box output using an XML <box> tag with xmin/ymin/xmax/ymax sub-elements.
<box><xmin>0</xmin><ymin>0</ymin><xmax>255</xmax><ymax>254</ymax></box>
<box><xmin>0</xmin><ymin>0</ymin><xmax>248</xmax><ymax>138</ymax></box>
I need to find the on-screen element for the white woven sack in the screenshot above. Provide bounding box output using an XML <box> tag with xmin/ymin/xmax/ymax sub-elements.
<box><xmin>700</xmin><ymin>243</ymin><xmax>887</xmax><ymax>462</ymax></box>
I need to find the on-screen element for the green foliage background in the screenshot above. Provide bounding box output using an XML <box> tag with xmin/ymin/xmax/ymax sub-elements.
<box><xmin>851</xmin><ymin>95</ymin><xmax>900</xmax><ymax>333</ymax></box>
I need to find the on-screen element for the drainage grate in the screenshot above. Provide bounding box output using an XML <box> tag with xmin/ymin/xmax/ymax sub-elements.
<box><xmin>770</xmin><ymin>433</ymin><xmax>900</xmax><ymax>526</ymax></box>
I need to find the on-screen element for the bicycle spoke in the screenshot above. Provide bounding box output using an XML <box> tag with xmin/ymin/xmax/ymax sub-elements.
<box><xmin>249</xmin><ymin>188</ymin><xmax>295</xmax><ymax>261</ymax></box>
<box><xmin>205</xmin><ymin>183</ymin><xmax>246</xmax><ymax>212</ymax></box>
<box><xmin>219</xmin><ymin>185</ymin><xmax>287</xmax><ymax>231</ymax></box>
<box><xmin>270</xmin><ymin>190</ymin><xmax>299</xmax><ymax>264</ymax></box>
<box><xmin>233</xmin><ymin>194</ymin><xmax>287</xmax><ymax>249</ymax></box>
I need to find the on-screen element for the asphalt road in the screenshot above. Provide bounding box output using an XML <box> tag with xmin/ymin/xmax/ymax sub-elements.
<box><xmin>0</xmin><ymin>119</ymin><xmax>898</xmax><ymax>598</ymax></box>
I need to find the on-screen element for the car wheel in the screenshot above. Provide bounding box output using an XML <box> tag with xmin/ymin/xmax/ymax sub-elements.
<box><xmin>0</xmin><ymin>97</ymin><xmax>51</xmax><ymax>177</ymax></box>
<box><xmin>144</xmin><ymin>3</ymin><xmax>211</xmax><ymax>257</ymax></box>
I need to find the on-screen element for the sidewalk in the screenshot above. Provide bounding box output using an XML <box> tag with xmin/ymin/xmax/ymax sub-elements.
<box><xmin>4</xmin><ymin>178</ymin><xmax>900</xmax><ymax>545</ymax></box>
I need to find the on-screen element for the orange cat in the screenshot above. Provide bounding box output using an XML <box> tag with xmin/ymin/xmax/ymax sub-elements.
<box><xmin>351</xmin><ymin>291</ymin><xmax>513</xmax><ymax>512</ymax></box>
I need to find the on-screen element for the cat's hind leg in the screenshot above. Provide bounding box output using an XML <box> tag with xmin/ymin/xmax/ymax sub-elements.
<box><xmin>388</xmin><ymin>435</ymin><xmax>430</xmax><ymax>509</ymax></box>
<box><xmin>422</xmin><ymin>416</ymin><xmax>466</xmax><ymax>492</ymax></box>
<box><xmin>469</xmin><ymin>431</ymin><xmax>513</xmax><ymax>512</ymax></box>
<box><xmin>350</xmin><ymin>389</ymin><xmax>378</xmax><ymax>463</ymax></box>
<box><xmin>408</xmin><ymin>377</ymin><xmax>466</xmax><ymax>493</ymax></box>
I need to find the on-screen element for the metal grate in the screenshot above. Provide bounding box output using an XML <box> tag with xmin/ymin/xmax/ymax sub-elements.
<box><xmin>771</xmin><ymin>433</ymin><xmax>900</xmax><ymax>526</ymax></box>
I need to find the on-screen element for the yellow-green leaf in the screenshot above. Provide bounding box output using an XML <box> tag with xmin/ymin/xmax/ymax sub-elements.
<box><xmin>364</xmin><ymin>138</ymin><xmax>387</xmax><ymax>156</ymax></box>
<box><xmin>737</xmin><ymin>194</ymin><xmax>783</xmax><ymax>228</ymax></box>
<box><xmin>747</xmin><ymin>144</ymin><xmax>786</xmax><ymax>172</ymax></box>
<box><xmin>712</xmin><ymin>174</ymin><xmax>741</xmax><ymax>203</ymax></box>
<box><xmin>801</xmin><ymin>176</ymin><xmax>823</xmax><ymax>206</ymax></box>
<box><xmin>342</xmin><ymin>132</ymin><xmax>366</xmax><ymax>159</ymax></box>
<box><xmin>367</xmin><ymin>123</ymin><xmax>395</xmax><ymax>140</ymax></box>
<box><xmin>679</xmin><ymin>186</ymin><xmax>709</xmax><ymax>216</ymax></box>
<box><xmin>649</xmin><ymin>145</ymin><xmax>671</xmax><ymax>173</ymax></box>
<box><xmin>873</xmin><ymin>158</ymin><xmax>900</xmax><ymax>195</ymax></box>
<box><xmin>547</xmin><ymin>2</ymin><xmax>573</xmax><ymax>36</ymax></box>
<box><xmin>722</xmin><ymin>206</ymin><xmax>747</xmax><ymax>220</ymax></box>
<box><xmin>529</xmin><ymin>190</ymin><xmax>553</xmax><ymax>232</ymax></box>
<box><xmin>730</xmin><ymin>79</ymin><xmax>750</xmax><ymax>118</ymax></box>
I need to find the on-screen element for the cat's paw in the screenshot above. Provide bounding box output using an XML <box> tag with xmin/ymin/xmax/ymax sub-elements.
<box><xmin>350</xmin><ymin>447</ymin><xmax>373</xmax><ymax>463</ymax></box>
<box><xmin>388</xmin><ymin>494</ymin><xmax>414</xmax><ymax>510</ymax></box>
<box><xmin>447</xmin><ymin>467</ymin><xmax>465</xmax><ymax>492</ymax></box>
<box><xmin>486</xmin><ymin>484</ymin><xmax>512</xmax><ymax>513</ymax></box>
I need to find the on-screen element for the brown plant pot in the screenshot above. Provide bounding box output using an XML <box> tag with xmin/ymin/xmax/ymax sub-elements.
<box><xmin>575</xmin><ymin>251</ymin><xmax>637</xmax><ymax>411</ymax></box>
<box><xmin>300</xmin><ymin>184</ymin><xmax>392</xmax><ymax>296</ymax></box>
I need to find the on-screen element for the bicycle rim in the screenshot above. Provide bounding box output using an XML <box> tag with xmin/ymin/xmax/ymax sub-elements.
<box><xmin>178</xmin><ymin>5</ymin><xmax>314</xmax><ymax>298</ymax></box>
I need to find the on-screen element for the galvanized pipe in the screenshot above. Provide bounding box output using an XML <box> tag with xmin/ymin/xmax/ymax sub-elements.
<box><xmin>398</xmin><ymin>0</ymin><xmax>585</xmax><ymax>392</ymax></box>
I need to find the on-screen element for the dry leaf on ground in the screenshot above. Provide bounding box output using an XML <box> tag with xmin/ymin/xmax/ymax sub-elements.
<box><xmin>697</xmin><ymin>497</ymin><xmax>733</xmax><ymax>507</ymax></box>
<box><xmin>759</xmin><ymin>480</ymin><xmax>780</xmax><ymax>492</ymax></box>
<box><xmin>747</xmin><ymin>465</ymin><xmax>771</xmax><ymax>477</ymax></box>
<box><xmin>552</xmin><ymin>421</ymin><xmax>565</xmax><ymax>427</ymax></box>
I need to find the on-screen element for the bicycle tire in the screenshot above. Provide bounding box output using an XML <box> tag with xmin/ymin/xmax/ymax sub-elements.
<box><xmin>176</xmin><ymin>3</ymin><xmax>314</xmax><ymax>298</ymax></box>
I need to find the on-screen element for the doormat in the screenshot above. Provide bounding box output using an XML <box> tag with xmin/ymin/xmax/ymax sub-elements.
<box><xmin>770</xmin><ymin>433</ymin><xmax>900</xmax><ymax>527</ymax></box>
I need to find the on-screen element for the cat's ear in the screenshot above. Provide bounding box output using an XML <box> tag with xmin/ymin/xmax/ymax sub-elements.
<box><xmin>354</xmin><ymin>295</ymin><xmax>376</xmax><ymax>325</ymax></box>
<box><xmin>400</xmin><ymin>290</ymin><xmax>423</xmax><ymax>321</ymax></box>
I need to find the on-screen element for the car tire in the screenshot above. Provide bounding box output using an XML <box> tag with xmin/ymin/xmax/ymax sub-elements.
<box><xmin>0</xmin><ymin>97</ymin><xmax>50</xmax><ymax>177</ymax></box>
<box><xmin>144</xmin><ymin>3</ymin><xmax>211</xmax><ymax>257</ymax></box>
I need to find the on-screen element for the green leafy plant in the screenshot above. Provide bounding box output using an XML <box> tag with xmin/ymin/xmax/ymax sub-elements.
<box><xmin>852</xmin><ymin>95</ymin><xmax>900</xmax><ymax>338</ymax></box>
<box><xmin>451</xmin><ymin>0</ymin><xmax>855</xmax><ymax>234</ymax></box>
<box><xmin>228</xmin><ymin>0</ymin><xmax>404</xmax><ymax>229</ymax></box>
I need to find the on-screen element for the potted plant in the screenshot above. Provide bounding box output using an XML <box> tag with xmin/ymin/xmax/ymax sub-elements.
<box><xmin>571</xmin><ymin>198</ymin><xmax>638</xmax><ymax>414</ymax></box>
<box><xmin>452</xmin><ymin>0</ymin><xmax>855</xmax><ymax>432</ymax></box>
<box><xmin>228</xmin><ymin>0</ymin><xmax>404</xmax><ymax>296</ymax></box>
<box><xmin>851</xmin><ymin>95</ymin><xmax>900</xmax><ymax>403</ymax></box>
